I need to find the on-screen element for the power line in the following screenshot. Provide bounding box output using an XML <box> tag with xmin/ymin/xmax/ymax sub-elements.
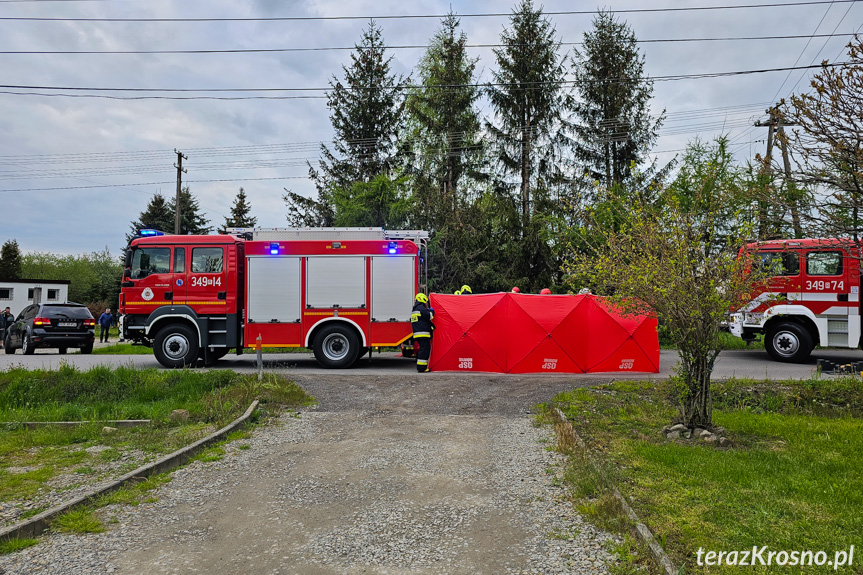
<box><xmin>770</xmin><ymin>0</ymin><xmax>837</xmax><ymax>102</ymax></box>
<box><xmin>2</xmin><ymin>1</ymin><xmax>857</xmax><ymax>22</ymax></box>
<box><xmin>788</xmin><ymin>0</ymin><xmax>857</xmax><ymax>92</ymax></box>
<box><xmin>0</xmin><ymin>62</ymin><xmax>849</xmax><ymax>101</ymax></box>
<box><xmin>0</xmin><ymin>33</ymin><xmax>856</xmax><ymax>55</ymax></box>
<box><xmin>0</xmin><ymin>176</ymin><xmax>307</xmax><ymax>194</ymax></box>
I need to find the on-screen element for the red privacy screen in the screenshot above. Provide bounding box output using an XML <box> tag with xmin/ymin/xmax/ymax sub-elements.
<box><xmin>428</xmin><ymin>293</ymin><xmax>659</xmax><ymax>374</ymax></box>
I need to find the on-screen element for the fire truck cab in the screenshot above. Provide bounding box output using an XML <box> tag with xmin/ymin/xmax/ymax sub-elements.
<box><xmin>120</xmin><ymin>227</ymin><xmax>428</xmax><ymax>369</ymax></box>
<box><xmin>728</xmin><ymin>238</ymin><xmax>861</xmax><ymax>362</ymax></box>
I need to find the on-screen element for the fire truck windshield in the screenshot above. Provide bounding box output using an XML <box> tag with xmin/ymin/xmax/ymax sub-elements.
<box><xmin>755</xmin><ymin>251</ymin><xmax>800</xmax><ymax>277</ymax></box>
<box><xmin>131</xmin><ymin>247</ymin><xmax>171</xmax><ymax>278</ymax></box>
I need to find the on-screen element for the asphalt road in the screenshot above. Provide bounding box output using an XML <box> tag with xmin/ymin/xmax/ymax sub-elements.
<box><xmin>1</xmin><ymin>347</ymin><xmax>859</xmax><ymax>382</ymax></box>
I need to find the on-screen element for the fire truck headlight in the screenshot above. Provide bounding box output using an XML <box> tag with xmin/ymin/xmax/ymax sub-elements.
<box><xmin>388</xmin><ymin>241</ymin><xmax>397</xmax><ymax>254</ymax></box>
<box><xmin>269</xmin><ymin>242</ymin><xmax>279</xmax><ymax>255</ymax></box>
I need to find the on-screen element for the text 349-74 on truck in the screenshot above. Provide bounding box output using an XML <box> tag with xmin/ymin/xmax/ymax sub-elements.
<box><xmin>728</xmin><ymin>238</ymin><xmax>861</xmax><ymax>363</ymax></box>
<box><xmin>119</xmin><ymin>227</ymin><xmax>428</xmax><ymax>369</ymax></box>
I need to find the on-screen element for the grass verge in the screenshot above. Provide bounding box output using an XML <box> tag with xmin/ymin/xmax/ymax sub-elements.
<box><xmin>91</xmin><ymin>344</ymin><xmax>153</xmax><ymax>355</ymax></box>
<box><xmin>0</xmin><ymin>365</ymin><xmax>314</xmax><ymax>535</ymax></box>
<box><xmin>548</xmin><ymin>377</ymin><xmax>863</xmax><ymax>574</ymax></box>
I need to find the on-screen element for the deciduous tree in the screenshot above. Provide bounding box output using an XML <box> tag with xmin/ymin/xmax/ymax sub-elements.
<box><xmin>781</xmin><ymin>37</ymin><xmax>863</xmax><ymax>239</ymax></box>
<box><xmin>564</xmin><ymin>139</ymin><xmax>755</xmax><ymax>428</ymax></box>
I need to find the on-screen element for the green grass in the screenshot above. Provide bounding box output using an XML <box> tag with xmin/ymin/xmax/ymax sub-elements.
<box><xmin>52</xmin><ymin>508</ymin><xmax>104</xmax><ymax>534</ymax></box>
<box><xmin>0</xmin><ymin>364</ymin><xmax>314</xmax><ymax>425</ymax></box>
<box><xmin>0</xmin><ymin>365</ymin><xmax>314</xmax><ymax>538</ymax></box>
<box><xmin>95</xmin><ymin>472</ymin><xmax>173</xmax><ymax>507</ymax></box>
<box><xmin>0</xmin><ymin>538</ymin><xmax>38</xmax><ymax>555</ymax></box>
<box><xmin>551</xmin><ymin>377</ymin><xmax>863</xmax><ymax>574</ymax></box>
<box><xmin>91</xmin><ymin>344</ymin><xmax>153</xmax><ymax>355</ymax></box>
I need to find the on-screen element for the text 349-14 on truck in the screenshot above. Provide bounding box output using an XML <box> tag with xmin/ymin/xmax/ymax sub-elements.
<box><xmin>728</xmin><ymin>238</ymin><xmax>861</xmax><ymax>363</ymax></box>
<box><xmin>119</xmin><ymin>227</ymin><xmax>428</xmax><ymax>368</ymax></box>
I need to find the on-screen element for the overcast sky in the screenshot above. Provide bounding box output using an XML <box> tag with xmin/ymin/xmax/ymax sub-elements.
<box><xmin>1</xmin><ymin>0</ymin><xmax>861</xmax><ymax>255</ymax></box>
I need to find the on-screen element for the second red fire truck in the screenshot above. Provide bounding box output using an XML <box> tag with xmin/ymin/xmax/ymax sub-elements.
<box><xmin>728</xmin><ymin>238</ymin><xmax>861</xmax><ymax>362</ymax></box>
<box><xmin>119</xmin><ymin>227</ymin><xmax>428</xmax><ymax>369</ymax></box>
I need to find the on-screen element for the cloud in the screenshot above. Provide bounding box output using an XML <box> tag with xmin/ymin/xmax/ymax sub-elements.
<box><xmin>0</xmin><ymin>0</ymin><xmax>859</xmax><ymax>254</ymax></box>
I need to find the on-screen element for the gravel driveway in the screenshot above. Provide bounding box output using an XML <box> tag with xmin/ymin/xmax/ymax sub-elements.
<box><xmin>1</xmin><ymin>374</ymin><xmax>617</xmax><ymax>575</ymax></box>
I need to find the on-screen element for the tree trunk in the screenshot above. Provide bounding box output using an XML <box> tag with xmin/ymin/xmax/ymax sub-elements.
<box><xmin>681</xmin><ymin>353</ymin><xmax>714</xmax><ymax>428</ymax></box>
<box><xmin>521</xmin><ymin>123</ymin><xmax>531</xmax><ymax>232</ymax></box>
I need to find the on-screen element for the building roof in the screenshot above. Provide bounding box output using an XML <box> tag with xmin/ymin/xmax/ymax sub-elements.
<box><xmin>0</xmin><ymin>279</ymin><xmax>71</xmax><ymax>285</ymax></box>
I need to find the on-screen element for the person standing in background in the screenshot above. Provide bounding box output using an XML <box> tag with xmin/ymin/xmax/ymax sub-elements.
<box><xmin>97</xmin><ymin>308</ymin><xmax>114</xmax><ymax>343</ymax></box>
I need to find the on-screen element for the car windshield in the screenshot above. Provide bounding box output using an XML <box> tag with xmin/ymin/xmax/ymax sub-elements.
<box><xmin>41</xmin><ymin>306</ymin><xmax>91</xmax><ymax>319</ymax></box>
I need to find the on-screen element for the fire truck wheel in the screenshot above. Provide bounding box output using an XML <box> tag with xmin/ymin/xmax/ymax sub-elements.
<box><xmin>766</xmin><ymin>322</ymin><xmax>813</xmax><ymax>363</ymax></box>
<box><xmin>154</xmin><ymin>324</ymin><xmax>200</xmax><ymax>368</ymax></box>
<box><xmin>312</xmin><ymin>324</ymin><xmax>360</xmax><ymax>369</ymax></box>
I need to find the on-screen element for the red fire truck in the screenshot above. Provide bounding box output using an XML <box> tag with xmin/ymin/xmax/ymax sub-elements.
<box><xmin>728</xmin><ymin>238</ymin><xmax>861</xmax><ymax>362</ymax></box>
<box><xmin>119</xmin><ymin>228</ymin><xmax>428</xmax><ymax>368</ymax></box>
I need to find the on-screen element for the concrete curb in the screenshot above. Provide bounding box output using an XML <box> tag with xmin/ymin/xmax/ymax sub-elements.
<box><xmin>549</xmin><ymin>407</ymin><xmax>678</xmax><ymax>575</ymax></box>
<box><xmin>0</xmin><ymin>400</ymin><xmax>259</xmax><ymax>543</ymax></box>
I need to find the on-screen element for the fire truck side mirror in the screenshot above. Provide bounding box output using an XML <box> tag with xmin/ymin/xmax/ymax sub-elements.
<box><xmin>123</xmin><ymin>268</ymin><xmax>131</xmax><ymax>279</ymax></box>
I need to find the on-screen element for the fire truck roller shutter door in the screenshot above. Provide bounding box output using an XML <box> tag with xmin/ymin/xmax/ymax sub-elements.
<box><xmin>371</xmin><ymin>256</ymin><xmax>414</xmax><ymax>321</ymax></box>
<box><xmin>247</xmin><ymin>257</ymin><xmax>301</xmax><ymax>323</ymax></box>
<box><xmin>307</xmin><ymin>257</ymin><xmax>366</xmax><ymax>309</ymax></box>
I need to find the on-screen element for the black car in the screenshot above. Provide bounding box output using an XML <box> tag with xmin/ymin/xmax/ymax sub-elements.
<box><xmin>4</xmin><ymin>303</ymin><xmax>95</xmax><ymax>355</ymax></box>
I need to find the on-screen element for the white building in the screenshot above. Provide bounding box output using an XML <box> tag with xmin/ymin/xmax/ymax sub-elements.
<box><xmin>0</xmin><ymin>279</ymin><xmax>70</xmax><ymax>315</ymax></box>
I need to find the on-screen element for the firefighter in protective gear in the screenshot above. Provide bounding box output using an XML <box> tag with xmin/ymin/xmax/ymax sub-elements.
<box><xmin>411</xmin><ymin>293</ymin><xmax>435</xmax><ymax>372</ymax></box>
<box><xmin>454</xmin><ymin>284</ymin><xmax>472</xmax><ymax>295</ymax></box>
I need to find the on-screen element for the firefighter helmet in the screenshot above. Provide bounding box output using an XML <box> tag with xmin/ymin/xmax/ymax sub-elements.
<box><xmin>415</xmin><ymin>293</ymin><xmax>429</xmax><ymax>305</ymax></box>
<box><xmin>511</xmin><ymin>287</ymin><xmax>520</xmax><ymax>293</ymax></box>
<box><xmin>458</xmin><ymin>284</ymin><xmax>472</xmax><ymax>295</ymax></box>
<box><xmin>540</xmin><ymin>288</ymin><xmax>551</xmax><ymax>295</ymax></box>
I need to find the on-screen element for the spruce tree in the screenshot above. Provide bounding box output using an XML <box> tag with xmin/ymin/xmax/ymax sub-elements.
<box><xmin>284</xmin><ymin>21</ymin><xmax>405</xmax><ymax>226</ymax></box>
<box><xmin>220</xmin><ymin>187</ymin><xmax>257</xmax><ymax>233</ymax></box>
<box><xmin>487</xmin><ymin>0</ymin><xmax>566</xmax><ymax>228</ymax></box>
<box><xmin>571</xmin><ymin>10</ymin><xmax>663</xmax><ymax>190</ymax></box>
<box><xmin>486</xmin><ymin>0</ymin><xmax>567</xmax><ymax>289</ymax></box>
<box><xmin>170</xmin><ymin>187</ymin><xmax>212</xmax><ymax>235</ymax></box>
<box><xmin>403</xmin><ymin>12</ymin><xmax>489</xmax><ymax>292</ymax></box>
<box><xmin>127</xmin><ymin>189</ymin><xmax>211</xmax><ymax>243</ymax></box>
<box><xmin>127</xmin><ymin>193</ymin><xmax>174</xmax><ymax>243</ymax></box>
<box><xmin>0</xmin><ymin>239</ymin><xmax>23</xmax><ymax>280</ymax></box>
<box><xmin>405</xmin><ymin>12</ymin><xmax>482</xmax><ymax>223</ymax></box>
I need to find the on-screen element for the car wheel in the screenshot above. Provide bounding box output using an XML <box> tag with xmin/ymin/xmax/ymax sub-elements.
<box><xmin>154</xmin><ymin>324</ymin><xmax>200</xmax><ymax>368</ymax></box>
<box><xmin>312</xmin><ymin>324</ymin><xmax>360</xmax><ymax>369</ymax></box>
<box><xmin>765</xmin><ymin>322</ymin><xmax>813</xmax><ymax>363</ymax></box>
<box><xmin>80</xmin><ymin>343</ymin><xmax>93</xmax><ymax>355</ymax></box>
<box><xmin>4</xmin><ymin>336</ymin><xmax>14</xmax><ymax>354</ymax></box>
<box><xmin>22</xmin><ymin>333</ymin><xmax>35</xmax><ymax>355</ymax></box>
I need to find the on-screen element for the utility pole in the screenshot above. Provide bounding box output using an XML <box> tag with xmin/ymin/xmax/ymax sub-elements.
<box><xmin>173</xmin><ymin>149</ymin><xmax>188</xmax><ymax>235</ymax></box>
<box><xmin>755</xmin><ymin>108</ymin><xmax>800</xmax><ymax>238</ymax></box>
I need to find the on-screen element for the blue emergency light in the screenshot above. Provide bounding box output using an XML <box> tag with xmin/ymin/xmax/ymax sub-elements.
<box><xmin>269</xmin><ymin>242</ymin><xmax>280</xmax><ymax>255</ymax></box>
<box><xmin>139</xmin><ymin>229</ymin><xmax>165</xmax><ymax>236</ymax></box>
<box><xmin>388</xmin><ymin>241</ymin><xmax>397</xmax><ymax>254</ymax></box>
